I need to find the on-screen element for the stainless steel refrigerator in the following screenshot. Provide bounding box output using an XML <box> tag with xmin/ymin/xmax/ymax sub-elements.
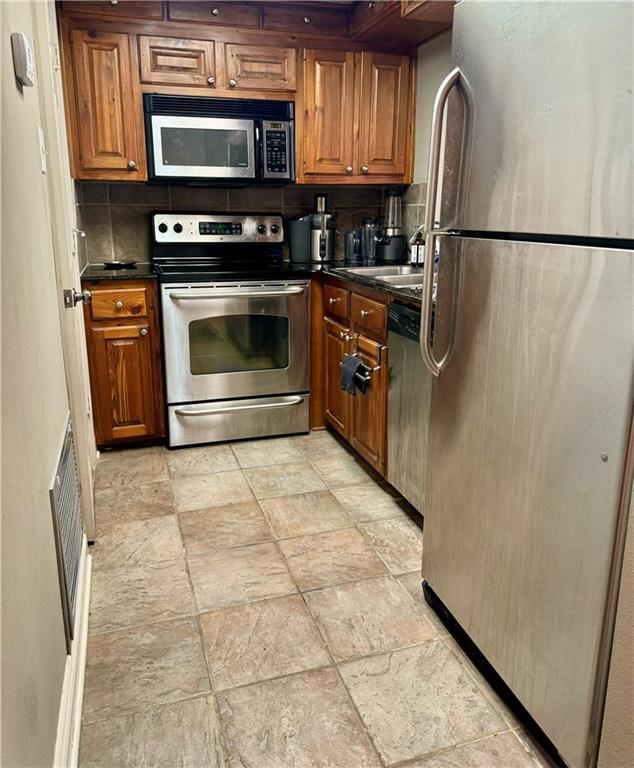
<box><xmin>419</xmin><ymin>3</ymin><xmax>633</xmax><ymax>768</ymax></box>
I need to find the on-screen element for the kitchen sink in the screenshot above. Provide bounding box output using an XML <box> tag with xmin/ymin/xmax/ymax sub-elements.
<box><xmin>373</xmin><ymin>274</ymin><xmax>424</xmax><ymax>286</ymax></box>
<box><xmin>341</xmin><ymin>266</ymin><xmax>422</xmax><ymax>277</ymax></box>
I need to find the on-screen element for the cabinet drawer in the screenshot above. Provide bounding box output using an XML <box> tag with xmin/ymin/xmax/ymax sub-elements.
<box><xmin>262</xmin><ymin>5</ymin><xmax>347</xmax><ymax>36</ymax></box>
<box><xmin>139</xmin><ymin>36</ymin><xmax>216</xmax><ymax>88</ymax></box>
<box><xmin>224</xmin><ymin>44</ymin><xmax>297</xmax><ymax>92</ymax></box>
<box><xmin>62</xmin><ymin>1</ymin><xmax>163</xmax><ymax>21</ymax></box>
<box><xmin>168</xmin><ymin>2</ymin><xmax>259</xmax><ymax>28</ymax></box>
<box><xmin>323</xmin><ymin>285</ymin><xmax>350</xmax><ymax>321</ymax></box>
<box><xmin>351</xmin><ymin>293</ymin><xmax>387</xmax><ymax>339</ymax></box>
<box><xmin>90</xmin><ymin>287</ymin><xmax>148</xmax><ymax>321</ymax></box>
<box><xmin>350</xmin><ymin>0</ymin><xmax>397</xmax><ymax>35</ymax></box>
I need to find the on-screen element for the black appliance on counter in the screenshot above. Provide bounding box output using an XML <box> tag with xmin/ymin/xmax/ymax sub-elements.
<box><xmin>144</xmin><ymin>95</ymin><xmax>295</xmax><ymax>184</ymax></box>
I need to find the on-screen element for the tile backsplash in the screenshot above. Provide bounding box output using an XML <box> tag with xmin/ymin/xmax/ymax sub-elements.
<box><xmin>75</xmin><ymin>182</ymin><xmax>425</xmax><ymax>268</ymax></box>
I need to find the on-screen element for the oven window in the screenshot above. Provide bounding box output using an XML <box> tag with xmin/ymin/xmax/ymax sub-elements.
<box><xmin>160</xmin><ymin>127</ymin><xmax>250</xmax><ymax>168</ymax></box>
<box><xmin>189</xmin><ymin>315</ymin><xmax>289</xmax><ymax>375</ymax></box>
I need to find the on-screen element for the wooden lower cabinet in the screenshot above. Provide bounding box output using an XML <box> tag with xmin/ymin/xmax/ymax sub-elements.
<box><xmin>350</xmin><ymin>334</ymin><xmax>387</xmax><ymax>471</ymax></box>
<box><xmin>322</xmin><ymin>288</ymin><xmax>388</xmax><ymax>475</ymax></box>
<box><xmin>324</xmin><ymin>316</ymin><xmax>351</xmax><ymax>439</ymax></box>
<box><xmin>83</xmin><ymin>279</ymin><xmax>164</xmax><ymax>447</ymax></box>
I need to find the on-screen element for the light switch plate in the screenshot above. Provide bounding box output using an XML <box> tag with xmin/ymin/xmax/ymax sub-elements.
<box><xmin>11</xmin><ymin>32</ymin><xmax>36</xmax><ymax>87</ymax></box>
<box><xmin>37</xmin><ymin>125</ymin><xmax>47</xmax><ymax>174</ymax></box>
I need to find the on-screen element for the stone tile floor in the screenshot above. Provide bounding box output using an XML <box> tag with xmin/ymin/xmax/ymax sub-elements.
<box><xmin>80</xmin><ymin>430</ymin><xmax>556</xmax><ymax>768</ymax></box>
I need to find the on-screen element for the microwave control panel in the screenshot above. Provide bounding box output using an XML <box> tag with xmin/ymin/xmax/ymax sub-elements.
<box><xmin>263</xmin><ymin>120</ymin><xmax>291</xmax><ymax>180</ymax></box>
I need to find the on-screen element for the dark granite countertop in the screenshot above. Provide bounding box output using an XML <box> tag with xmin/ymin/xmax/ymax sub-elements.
<box><xmin>80</xmin><ymin>260</ymin><xmax>422</xmax><ymax>308</ymax></box>
<box><xmin>81</xmin><ymin>262</ymin><xmax>156</xmax><ymax>282</ymax></box>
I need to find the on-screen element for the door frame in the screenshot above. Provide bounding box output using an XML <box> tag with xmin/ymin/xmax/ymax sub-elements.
<box><xmin>32</xmin><ymin>1</ymin><xmax>97</xmax><ymax>539</ymax></box>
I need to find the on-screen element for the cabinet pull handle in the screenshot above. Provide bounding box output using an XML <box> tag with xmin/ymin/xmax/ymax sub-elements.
<box><xmin>303</xmin><ymin>15</ymin><xmax>311</xmax><ymax>23</ymax></box>
<box><xmin>207</xmin><ymin>76</ymin><xmax>215</xmax><ymax>86</ymax></box>
<box><xmin>328</xmin><ymin>297</ymin><xmax>340</xmax><ymax>305</ymax></box>
<box><xmin>140</xmin><ymin>328</ymin><xmax>148</xmax><ymax>337</ymax></box>
<box><xmin>345</xmin><ymin>166</ymin><xmax>353</xmax><ymax>174</ymax></box>
<box><xmin>115</xmin><ymin>300</ymin><xmax>124</xmax><ymax>310</ymax></box>
<box><xmin>127</xmin><ymin>160</ymin><xmax>137</xmax><ymax>170</ymax></box>
<box><xmin>228</xmin><ymin>78</ymin><xmax>238</xmax><ymax>88</ymax></box>
<box><xmin>211</xmin><ymin>7</ymin><xmax>220</xmax><ymax>15</ymax></box>
<box><xmin>360</xmin><ymin>165</ymin><xmax>369</xmax><ymax>174</ymax></box>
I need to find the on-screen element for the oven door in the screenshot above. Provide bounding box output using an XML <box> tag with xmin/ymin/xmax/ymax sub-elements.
<box><xmin>162</xmin><ymin>282</ymin><xmax>310</xmax><ymax>404</ymax></box>
<box><xmin>150</xmin><ymin>115</ymin><xmax>256</xmax><ymax>180</ymax></box>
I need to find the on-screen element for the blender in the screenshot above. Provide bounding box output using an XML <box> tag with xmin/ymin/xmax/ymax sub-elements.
<box><xmin>376</xmin><ymin>190</ymin><xmax>406</xmax><ymax>264</ymax></box>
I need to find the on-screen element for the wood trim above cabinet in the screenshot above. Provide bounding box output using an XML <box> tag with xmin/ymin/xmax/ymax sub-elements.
<box><xmin>223</xmin><ymin>43</ymin><xmax>297</xmax><ymax>92</ymax></box>
<box><xmin>139</xmin><ymin>35</ymin><xmax>216</xmax><ymax>88</ymax></box>
<box><xmin>167</xmin><ymin>2</ymin><xmax>260</xmax><ymax>29</ymax></box>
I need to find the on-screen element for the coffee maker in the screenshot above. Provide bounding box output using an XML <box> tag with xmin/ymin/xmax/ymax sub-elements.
<box><xmin>287</xmin><ymin>193</ymin><xmax>336</xmax><ymax>263</ymax></box>
<box><xmin>376</xmin><ymin>190</ymin><xmax>406</xmax><ymax>264</ymax></box>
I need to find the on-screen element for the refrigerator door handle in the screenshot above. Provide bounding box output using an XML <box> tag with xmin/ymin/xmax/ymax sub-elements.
<box><xmin>420</xmin><ymin>67</ymin><xmax>461</xmax><ymax>378</ymax></box>
<box><xmin>424</xmin><ymin>67</ymin><xmax>461</xmax><ymax>234</ymax></box>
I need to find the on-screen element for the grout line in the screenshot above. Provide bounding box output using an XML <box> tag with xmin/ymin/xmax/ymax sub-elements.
<box><xmin>388</xmin><ymin>728</ymin><xmax>518</xmax><ymax>768</ymax></box>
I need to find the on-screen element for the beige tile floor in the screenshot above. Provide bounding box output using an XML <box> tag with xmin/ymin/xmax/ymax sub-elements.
<box><xmin>80</xmin><ymin>430</ymin><xmax>555</xmax><ymax>768</ymax></box>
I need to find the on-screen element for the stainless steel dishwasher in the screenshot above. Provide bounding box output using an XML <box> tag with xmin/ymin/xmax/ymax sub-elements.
<box><xmin>387</xmin><ymin>302</ymin><xmax>432</xmax><ymax>514</ymax></box>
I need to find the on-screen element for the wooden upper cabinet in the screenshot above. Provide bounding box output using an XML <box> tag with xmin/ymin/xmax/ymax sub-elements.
<box><xmin>68</xmin><ymin>29</ymin><xmax>144</xmax><ymax>179</ymax></box>
<box><xmin>167</xmin><ymin>2</ymin><xmax>259</xmax><ymax>28</ymax></box>
<box><xmin>62</xmin><ymin>1</ymin><xmax>163</xmax><ymax>21</ymax></box>
<box><xmin>223</xmin><ymin>44</ymin><xmax>296</xmax><ymax>92</ymax></box>
<box><xmin>139</xmin><ymin>35</ymin><xmax>216</xmax><ymax>88</ymax></box>
<box><xmin>303</xmin><ymin>49</ymin><xmax>355</xmax><ymax>177</ymax></box>
<box><xmin>358</xmin><ymin>51</ymin><xmax>411</xmax><ymax>178</ymax></box>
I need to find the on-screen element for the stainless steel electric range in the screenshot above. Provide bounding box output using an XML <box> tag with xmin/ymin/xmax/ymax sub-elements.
<box><xmin>151</xmin><ymin>212</ymin><xmax>310</xmax><ymax>447</ymax></box>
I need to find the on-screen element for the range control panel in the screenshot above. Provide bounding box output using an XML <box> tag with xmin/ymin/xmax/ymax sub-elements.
<box><xmin>153</xmin><ymin>213</ymin><xmax>284</xmax><ymax>244</ymax></box>
<box><xmin>263</xmin><ymin>120</ymin><xmax>291</xmax><ymax>180</ymax></box>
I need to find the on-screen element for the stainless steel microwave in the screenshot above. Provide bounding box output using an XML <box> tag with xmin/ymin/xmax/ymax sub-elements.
<box><xmin>143</xmin><ymin>94</ymin><xmax>295</xmax><ymax>184</ymax></box>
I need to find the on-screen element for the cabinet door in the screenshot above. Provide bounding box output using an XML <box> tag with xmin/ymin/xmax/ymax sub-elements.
<box><xmin>69</xmin><ymin>29</ymin><xmax>143</xmax><ymax>178</ymax></box>
<box><xmin>90</xmin><ymin>323</ymin><xmax>159</xmax><ymax>444</ymax></box>
<box><xmin>358</xmin><ymin>52</ymin><xmax>411</xmax><ymax>178</ymax></box>
<box><xmin>324</xmin><ymin>317</ymin><xmax>351</xmax><ymax>439</ymax></box>
<box><xmin>224</xmin><ymin>44</ymin><xmax>297</xmax><ymax>92</ymax></box>
<box><xmin>303</xmin><ymin>50</ymin><xmax>355</xmax><ymax>177</ymax></box>
<box><xmin>350</xmin><ymin>334</ymin><xmax>387</xmax><ymax>473</ymax></box>
<box><xmin>139</xmin><ymin>36</ymin><xmax>216</xmax><ymax>88</ymax></box>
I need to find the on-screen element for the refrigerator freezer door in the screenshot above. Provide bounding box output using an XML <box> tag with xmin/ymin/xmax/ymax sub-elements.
<box><xmin>442</xmin><ymin>1</ymin><xmax>633</xmax><ymax>239</ymax></box>
<box><xmin>423</xmin><ymin>236</ymin><xmax>634</xmax><ymax>768</ymax></box>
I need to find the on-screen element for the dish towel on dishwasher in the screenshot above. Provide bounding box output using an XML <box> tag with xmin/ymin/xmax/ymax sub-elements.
<box><xmin>340</xmin><ymin>354</ymin><xmax>368</xmax><ymax>396</ymax></box>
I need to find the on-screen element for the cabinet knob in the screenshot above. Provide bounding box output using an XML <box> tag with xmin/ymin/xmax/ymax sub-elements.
<box><xmin>345</xmin><ymin>166</ymin><xmax>353</xmax><ymax>174</ymax></box>
<box><xmin>127</xmin><ymin>160</ymin><xmax>137</xmax><ymax>170</ymax></box>
<box><xmin>328</xmin><ymin>297</ymin><xmax>340</xmax><ymax>305</ymax></box>
<box><xmin>368</xmin><ymin>1</ymin><xmax>375</xmax><ymax>8</ymax></box>
<box><xmin>360</xmin><ymin>309</ymin><xmax>370</xmax><ymax>318</ymax></box>
<box><xmin>228</xmin><ymin>78</ymin><xmax>237</xmax><ymax>88</ymax></box>
<box><xmin>303</xmin><ymin>15</ymin><xmax>311</xmax><ymax>23</ymax></box>
<box><xmin>360</xmin><ymin>165</ymin><xmax>369</xmax><ymax>174</ymax></box>
<box><xmin>207</xmin><ymin>75</ymin><xmax>215</xmax><ymax>86</ymax></box>
<box><xmin>211</xmin><ymin>7</ymin><xmax>220</xmax><ymax>15</ymax></box>
<box><xmin>140</xmin><ymin>328</ymin><xmax>148</xmax><ymax>337</ymax></box>
<box><xmin>115</xmin><ymin>300</ymin><xmax>124</xmax><ymax>310</ymax></box>
<box><xmin>109</xmin><ymin>0</ymin><xmax>119</xmax><ymax>5</ymax></box>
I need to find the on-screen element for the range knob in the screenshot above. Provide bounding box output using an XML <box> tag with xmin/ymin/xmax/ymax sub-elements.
<box><xmin>270</xmin><ymin>223</ymin><xmax>280</xmax><ymax>234</ymax></box>
<box><xmin>157</xmin><ymin>222</ymin><xmax>168</xmax><ymax>234</ymax></box>
<box><xmin>256</xmin><ymin>223</ymin><xmax>267</xmax><ymax>234</ymax></box>
<box><xmin>173</xmin><ymin>223</ymin><xmax>183</xmax><ymax>233</ymax></box>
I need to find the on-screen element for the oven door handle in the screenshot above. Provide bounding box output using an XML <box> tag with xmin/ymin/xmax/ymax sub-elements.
<box><xmin>168</xmin><ymin>287</ymin><xmax>305</xmax><ymax>301</ymax></box>
<box><xmin>174</xmin><ymin>396</ymin><xmax>305</xmax><ymax>417</ymax></box>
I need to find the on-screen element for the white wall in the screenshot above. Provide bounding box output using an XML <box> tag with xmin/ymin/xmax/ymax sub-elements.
<box><xmin>413</xmin><ymin>30</ymin><xmax>452</xmax><ymax>184</ymax></box>
<box><xmin>1</xmin><ymin>2</ymin><xmax>72</xmax><ymax>765</ymax></box>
